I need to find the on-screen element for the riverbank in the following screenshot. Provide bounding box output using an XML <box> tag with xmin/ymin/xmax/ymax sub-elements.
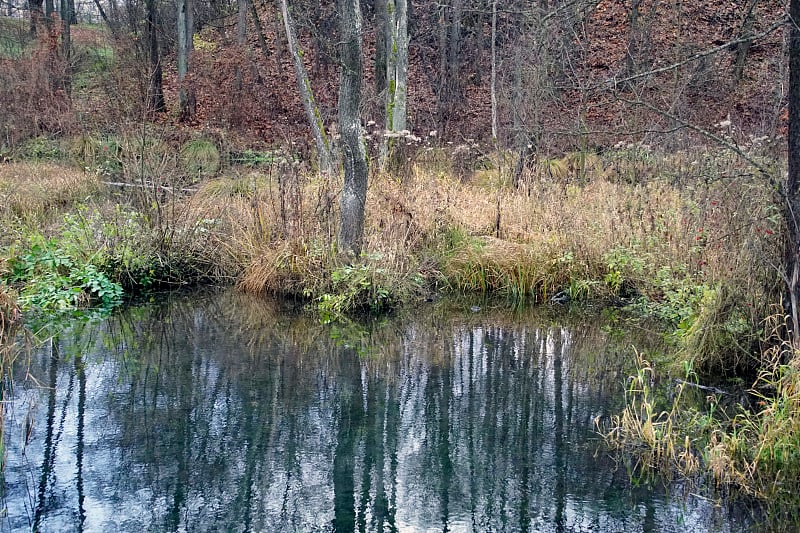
<box><xmin>0</xmin><ymin>142</ymin><xmax>794</xmax><ymax>524</ymax></box>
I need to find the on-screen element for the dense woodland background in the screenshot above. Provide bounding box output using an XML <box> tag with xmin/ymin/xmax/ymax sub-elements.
<box><xmin>0</xmin><ymin>0</ymin><xmax>788</xmax><ymax>160</ymax></box>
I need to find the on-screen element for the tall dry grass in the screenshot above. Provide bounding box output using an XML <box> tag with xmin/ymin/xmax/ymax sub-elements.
<box><xmin>0</xmin><ymin>162</ymin><xmax>100</xmax><ymax>230</ymax></box>
<box><xmin>184</xmin><ymin>147</ymin><xmax>778</xmax><ymax>317</ymax></box>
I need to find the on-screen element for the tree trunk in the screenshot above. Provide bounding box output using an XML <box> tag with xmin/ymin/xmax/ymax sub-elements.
<box><xmin>235</xmin><ymin>0</ymin><xmax>248</xmax><ymax>91</ymax></box>
<box><xmin>734</xmin><ymin>0</ymin><xmax>759</xmax><ymax>82</ymax></box>
<box><xmin>250</xmin><ymin>0</ymin><xmax>270</xmax><ymax>56</ymax></box>
<box><xmin>178</xmin><ymin>0</ymin><xmax>195</xmax><ymax>121</ymax></box>
<box><xmin>30</xmin><ymin>0</ymin><xmax>43</xmax><ymax>35</ymax></box>
<box><xmin>490</xmin><ymin>0</ymin><xmax>497</xmax><ymax>141</ymax></box>
<box><xmin>338</xmin><ymin>0</ymin><xmax>368</xmax><ymax>256</ymax></box>
<box><xmin>435</xmin><ymin>0</ymin><xmax>462</xmax><ymax>137</ymax></box>
<box><xmin>787</xmin><ymin>0</ymin><xmax>800</xmax><ymax>346</ymax></box>
<box><xmin>238</xmin><ymin>0</ymin><xmax>248</xmax><ymax>45</ymax></box>
<box><xmin>91</xmin><ymin>0</ymin><xmax>118</xmax><ymax>38</ymax></box>
<box><xmin>279</xmin><ymin>0</ymin><xmax>334</xmax><ymax>175</ymax></box>
<box><xmin>381</xmin><ymin>0</ymin><xmax>408</xmax><ymax>168</ymax></box>
<box><xmin>386</xmin><ymin>0</ymin><xmax>408</xmax><ymax>132</ymax></box>
<box><xmin>60</xmin><ymin>0</ymin><xmax>72</xmax><ymax>94</ymax></box>
<box><xmin>145</xmin><ymin>0</ymin><xmax>166</xmax><ymax>114</ymax></box>
<box><xmin>374</xmin><ymin>0</ymin><xmax>388</xmax><ymax>97</ymax></box>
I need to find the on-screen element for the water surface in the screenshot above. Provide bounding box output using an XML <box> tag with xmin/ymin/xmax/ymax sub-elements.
<box><xmin>2</xmin><ymin>291</ymin><xmax>751</xmax><ymax>532</ymax></box>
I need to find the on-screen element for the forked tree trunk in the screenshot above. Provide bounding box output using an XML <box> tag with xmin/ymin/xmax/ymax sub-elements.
<box><xmin>338</xmin><ymin>0</ymin><xmax>368</xmax><ymax>256</ymax></box>
<box><xmin>279</xmin><ymin>0</ymin><xmax>334</xmax><ymax>175</ymax></box>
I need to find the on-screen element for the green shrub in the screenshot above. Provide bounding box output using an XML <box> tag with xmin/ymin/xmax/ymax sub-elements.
<box><xmin>6</xmin><ymin>236</ymin><xmax>122</xmax><ymax>312</ymax></box>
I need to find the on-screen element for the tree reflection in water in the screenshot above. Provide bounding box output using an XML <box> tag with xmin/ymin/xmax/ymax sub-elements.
<box><xmin>2</xmin><ymin>290</ymin><xmax>746</xmax><ymax>532</ymax></box>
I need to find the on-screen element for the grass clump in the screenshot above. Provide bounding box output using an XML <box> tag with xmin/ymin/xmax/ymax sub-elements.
<box><xmin>180</xmin><ymin>139</ymin><xmax>221</xmax><ymax>180</ymax></box>
<box><xmin>0</xmin><ymin>162</ymin><xmax>100</xmax><ymax>226</ymax></box>
<box><xmin>602</xmin><ymin>352</ymin><xmax>704</xmax><ymax>481</ymax></box>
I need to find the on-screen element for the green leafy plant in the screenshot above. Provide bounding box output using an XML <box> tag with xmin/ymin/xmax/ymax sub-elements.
<box><xmin>6</xmin><ymin>235</ymin><xmax>122</xmax><ymax>313</ymax></box>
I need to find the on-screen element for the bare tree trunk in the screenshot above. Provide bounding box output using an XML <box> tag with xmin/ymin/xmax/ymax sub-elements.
<box><xmin>386</xmin><ymin>0</ymin><xmax>408</xmax><ymax>132</ymax></box>
<box><xmin>45</xmin><ymin>0</ymin><xmax>53</xmax><ymax>19</ymax></box>
<box><xmin>250</xmin><ymin>0</ymin><xmax>270</xmax><ymax>56</ymax></box>
<box><xmin>625</xmin><ymin>0</ymin><xmax>643</xmax><ymax>78</ymax></box>
<box><xmin>145</xmin><ymin>0</ymin><xmax>166</xmax><ymax>114</ymax></box>
<box><xmin>279</xmin><ymin>0</ymin><xmax>334</xmax><ymax>175</ymax></box>
<box><xmin>272</xmin><ymin>0</ymin><xmax>286</xmax><ymax>76</ymax></box>
<box><xmin>238</xmin><ymin>0</ymin><xmax>248</xmax><ymax>44</ymax></box>
<box><xmin>235</xmin><ymin>0</ymin><xmax>248</xmax><ymax>91</ymax></box>
<box><xmin>381</xmin><ymin>0</ymin><xmax>408</xmax><ymax>168</ymax></box>
<box><xmin>338</xmin><ymin>0</ymin><xmax>368</xmax><ymax>256</ymax></box>
<box><xmin>30</xmin><ymin>0</ymin><xmax>43</xmax><ymax>35</ymax></box>
<box><xmin>734</xmin><ymin>0</ymin><xmax>759</xmax><ymax>82</ymax></box>
<box><xmin>178</xmin><ymin>0</ymin><xmax>195</xmax><ymax>121</ymax></box>
<box><xmin>490</xmin><ymin>0</ymin><xmax>497</xmax><ymax>141</ymax></box>
<box><xmin>374</xmin><ymin>0</ymin><xmax>388</xmax><ymax>96</ymax></box>
<box><xmin>60</xmin><ymin>0</ymin><xmax>72</xmax><ymax>94</ymax></box>
<box><xmin>787</xmin><ymin>0</ymin><xmax>800</xmax><ymax>346</ymax></box>
<box><xmin>435</xmin><ymin>0</ymin><xmax>462</xmax><ymax>137</ymax></box>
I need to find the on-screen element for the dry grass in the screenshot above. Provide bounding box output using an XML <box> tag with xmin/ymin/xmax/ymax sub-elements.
<box><xmin>0</xmin><ymin>162</ymin><xmax>100</xmax><ymax>227</ymax></box>
<box><xmin>175</xmin><ymin>146</ymin><xmax>780</xmax><ymax>318</ymax></box>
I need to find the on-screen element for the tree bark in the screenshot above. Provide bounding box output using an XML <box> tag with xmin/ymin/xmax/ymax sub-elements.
<box><xmin>178</xmin><ymin>0</ymin><xmax>195</xmax><ymax>121</ymax></box>
<box><xmin>435</xmin><ymin>0</ymin><xmax>462</xmax><ymax>136</ymax></box>
<box><xmin>734</xmin><ymin>0</ymin><xmax>759</xmax><ymax>82</ymax></box>
<box><xmin>490</xmin><ymin>0</ymin><xmax>497</xmax><ymax>141</ymax></box>
<box><xmin>338</xmin><ymin>0</ymin><xmax>368</xmax><ymax>256</ymax></box>
<box><xmin>386</xmin><ymin>0</ymin><xmax>408</xmax><ymax>133</ymax></box>
<box><xmin>374</xmin><ymin>0</ymin><xmax>388</xmax><ymax>96</ymax></box>
<box><xmin>145</xmin><ymin>0</ymin><xmax>166</xmax><ymax>114</ymax></box>
<box><xmin>238</xmin><ymin>0</ymin><xmax>248</xmax><ymax>45</ymax></box>
<box><xmin>60</xmin><ymin>0</ymin><xmax>72</xmax><ymax>94</ymax></box>
<box><xmin>381</xmin><ymin>0</ymin><xmax>408</xmax><ymax>168</ymax></box>
<box><xmin>279</xmin><ymin>0</ymin><xmax>334</xmax><ymax>175</ymax></box>
<box><xmin>91</xmin><ymin>0</ymin><xmax>119</xmax><ymax>38</ymax></box>
<box><xmin>29</xmin><ymin>0</ymin><xmax>43</xmax><ymax>35</ymax></box>
<box><xmin>787</xmin><ymin>0</ymin><xmax>800</xmax><ymax>345</ymax></box>
<box><xmin>250</xmin><ymin>0</ymin><xmax>270</xmax><ymax>56</ymax></box>
<box><xmin>235</xmin><ymin>0</ymin><xmax>248</xmax><ymax>91</ymax></box>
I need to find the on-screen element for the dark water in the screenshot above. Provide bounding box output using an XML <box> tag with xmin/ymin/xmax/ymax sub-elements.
<box><xmin>1</xmin><ymin>291</ymin><xmax>752</xmax><ymax>532</ymax></box>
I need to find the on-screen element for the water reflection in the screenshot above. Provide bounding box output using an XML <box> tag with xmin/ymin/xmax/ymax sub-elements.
<box><xmin>2</xmin><ymin>291</ymin><xmax>746</xmax><ymax>532</ymax></box>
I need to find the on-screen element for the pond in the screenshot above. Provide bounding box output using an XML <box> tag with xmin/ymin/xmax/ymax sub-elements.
<box><xmin>2</xmin><ymin>290</ymin><xmax>754</xmax><ymax>532</ymax></box>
